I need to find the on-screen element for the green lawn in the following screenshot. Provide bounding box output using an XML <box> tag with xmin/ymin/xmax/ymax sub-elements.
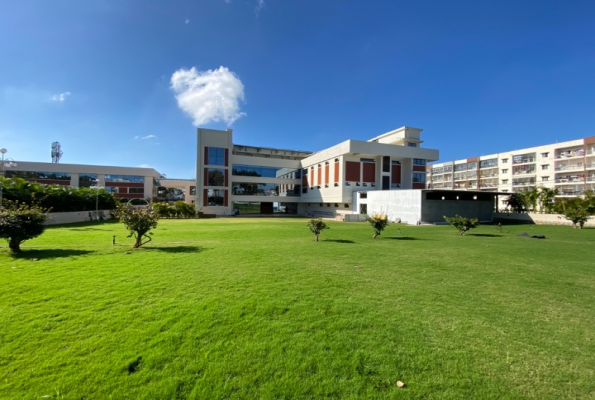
<box><xmin>1</xmin><ymin>219</ymin><xmax>594</xmax><ymax>399</ymax></box>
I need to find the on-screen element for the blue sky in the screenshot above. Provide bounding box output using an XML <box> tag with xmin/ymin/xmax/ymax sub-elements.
<box><xmin>1</xmin><ymin>0</ymin><xmax>594</xmax><ymax>178</ymax></box>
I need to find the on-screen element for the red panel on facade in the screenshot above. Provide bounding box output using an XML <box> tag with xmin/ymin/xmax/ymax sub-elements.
<box><xmin>585</xmin><ymin>136</ymin><xmax>595</xmax><ymax>144</ymax></box>
<box><xmin>413</xmin><ymin>165</ymin><xmax>426</xmax><ymax>172</ymax></box>
<box><xmin>324</xmin><ymin>165</ymin><xmax>329</xmax><ymax>184</ymax></box>
<box><xmin>363</xmin><ymin>163</ymin><xmax>375</xmax><ymax>183</ymax></box>
<box><xmin>204</xmin><ymin>147</ymin><xmax>209</xmax><ymax>165</ymax></box>
<box><xmin>224</xmin><ymin>169</ymin><xmax>228</xmax><ymax>186</ymax></box>
<box><xmin>105</xmin><ymin>182</ymin><xmax>144</xmax><ymax>188</ymax></box>
<box><xmin>334</xmin><ymin>162</ymin><xmax>339</xmax><ymax>183</ymax></box>
<box><xmin>413</xmin><ymin>183</ymin><xmax>425</xmax><ymax>189</ymax></box>
<box><xmin>302</xmin><ymin>175</ymin><xmax>308</xmax><ymax>187</ymax></box>
<box><xmin>203</xmin><ymin>189</ymin><xmax>208</xmax><ymax>207</ymax></box>
<box><xmin>345</xmin><ymin>162</ymin><xmax>360</xmax><ymax>182</ymax></box>
<box><xmin>224</xmin><ymin>148</ymin><xmax>229</xmax><ymax>167</ymax></box>
<box><xmin>317</xmin><ymin>167</ymin><xmax>322</xmax><ymax>186</ymax></box>
<box><xmin>391</xmin><ymin>165</ymin><xmax>401</xmax><ymax>184</ymax></box>
<box><xmin>224</xmin><ymin>190</ymin><xmax>228</xmax><ymax>207</ymax></box>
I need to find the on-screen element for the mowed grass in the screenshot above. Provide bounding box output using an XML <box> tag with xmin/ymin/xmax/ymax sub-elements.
<box><xmin>1</xmin><ymin>218</ymin><xmax>594</xmax><ymax>399</ymax></box>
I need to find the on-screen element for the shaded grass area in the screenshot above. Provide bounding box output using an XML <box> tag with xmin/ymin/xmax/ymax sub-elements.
<box><xmin>1</xmin><ymin>219</ymin><xmax>594</xmax><ymax>399</ymax></box>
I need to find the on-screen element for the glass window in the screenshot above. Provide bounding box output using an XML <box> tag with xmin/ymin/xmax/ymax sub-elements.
<box><xmin>190</xmin><ymin>186</ymin><xmax>197</xmax><ymax>195</ymax></box>
<box><xmin>207</xmin><ymin>189</ymin><xmax>225</xmax><ymax>206</ymax></box>
<box><xmin>502</xmin><ymin>169</ymin><xmax>508</xmax><ymax>174</ymax></box>
<box><xmin>502</xmin><ymin>158</ymin><xmax>508</xmax><ymax>163</ymax></box>
<box><xmin>412</xmin><ymin>172</ymin><xmax>426</xmax><ymax>183</ymax></box>
<box><xmin>208</xmin><ymin>169</ymin><xmax>225</xmax><ymax>186</ymax></box>
<box><xmin>7</xmin><ymin>171</ymin><xmax>71</xmax><ymax>180</ymax></box>
<box><xmin>105</xmin><ymin>175</ymin><xmax>144</xmax><ymax>183</ymax></box>
<box><xmin>79</xmin><ymin>173</ymin><xmax>97</xmax><ymax>188</ymax></box>
<box><xmin>208</xmin><ymin>147</ymin><xmax>225</xmax><ymax>166</ymax></box>
<box><xmin>232</xmin><ymin>182</ymin><xmax>279</xmax><ymax>196</ymax></box>
<box><xmin>408</xmin><ymin>142</ymin><xmax>417</xmax><ymax>147</ymax></box>
<box><xmin>128</xmin><ymin>188</ymin><xmax>144</xmax><ymax>194</ymax></box>
<box><xmin>413</xmin><ymin>159</ymin><xmax>426</xmax><ymax>165</ymax></box>
<box><xmin>360</xmin><ymin>158</ymin><xmax>375</xmax><ymax>163</ymax></box>
<box><xmin>502</xmin><ymin>179</ymin><xmax>509</xmax><ymax>184</ymax></box>
<box><xmin>541</xmin><ymin>165</ymin><xmax>549</xmax><ymax>170</ymax></box>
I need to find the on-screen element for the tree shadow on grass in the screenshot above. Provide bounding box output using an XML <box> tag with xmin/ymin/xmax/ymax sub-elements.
<box><xmin>468</xmin><ymin>234</ymin><xmax>503</xmax><ymax>238</ymax></box>
<box><xmin>385</xmin><ymin>236</ymin><xmax>420</xmax><ymax>240</ymax></box>
<box><xmin>144</xmin><ymin>245</ymin><xmax>205</xmax><ymax>253</ymax></box>
<box><xmin>10</xmin><ymin>249</ymin><xmax>94</xmax><ymax>259</ymax></box>
<box><xmin>324</xmin><ymin>239</ymin><xmax>356</xmax><ymax>244</ymax></box>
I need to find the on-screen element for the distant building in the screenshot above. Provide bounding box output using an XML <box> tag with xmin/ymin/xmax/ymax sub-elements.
<box><xmin>427</xmin><ymin>136</ymin><xmax>595</xmax><ymax>209</ymax></box>
<box><xmin>6</xmin><ymin>161</ymin><xmax>162</xmax><ymax>201</ymax></box>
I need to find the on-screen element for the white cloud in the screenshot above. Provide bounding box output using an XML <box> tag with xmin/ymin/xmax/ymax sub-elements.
<box><xmin>170</xmin><ymin>66</ymin><xmax>246</xmax><ymax>126</ymax></box>
<box><xmin>137</xmin><ymin>163</ymin><xmax>154</xmax><ymax>169</ymax></box>
<box><xmin>185</xmin><ymin>19</ymin><xmax>190</xmax><ymax>24</ymax></box>
<box><xmin>50</xmin><ymin>92</ymin><xmax>71</xmax><ymax>102</ymax></box>
<box><xmin>134</xmin><ymin>134</ymin><xmax>158</xmax><ymax>140</ymax></box>
<box><xmin>255</xmin><ymin>0</ymin><xmax>265</xmax><ymax>16</ymax></box>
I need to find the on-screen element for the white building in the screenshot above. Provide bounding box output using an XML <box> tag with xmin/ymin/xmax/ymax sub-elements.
<box><xmin>427</xmin><ymin>136</ymin><xmax>595</xmax><ymax>209</ymax></box>
<box><xmin>196</xmin><ymin>127</ymin><xmax>439</xmax><ymax>217</ymax></box>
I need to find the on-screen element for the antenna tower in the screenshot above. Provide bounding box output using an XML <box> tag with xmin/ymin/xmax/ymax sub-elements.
<box><xmin>51</xmin><ymin>142</ymin><xmax>63</xmax><ymax>163</ymax></box>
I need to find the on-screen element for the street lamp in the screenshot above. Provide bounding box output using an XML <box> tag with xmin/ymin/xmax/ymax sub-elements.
<box><xmin>89</xmin><ymin>180</ymin><xmax>104</xmax><ymax>221</ymax></box>
<box><xmin>0</xmin><ymin>148</ymin><xmax>18</xmax><ymax>210</ymax></box>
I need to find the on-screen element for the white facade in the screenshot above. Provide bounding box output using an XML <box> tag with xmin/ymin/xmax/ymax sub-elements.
<box><xmin>427</xmin><ymin>136</ymin><xmax>595</xmax><ymax>208</ymax></box>
<box><xmin>196</xmin><ymin>127</ymin><xmax>439</xmax><ymax>216</ymax></box>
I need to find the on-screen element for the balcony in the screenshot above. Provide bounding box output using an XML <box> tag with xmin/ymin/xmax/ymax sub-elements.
<box><xmin>556</xmin><ymin>149</ymin><xmax>585</xmax><ymax>159</ymax></box>
<box><xmin>555</xmin><ymin>164</ymin><xmax>583</xmax><ymax>171</ymax></box>
<box><xmin>555</xmin><ymin>176</ymin><xmax>585</xmax><ymax>184</ymax></box>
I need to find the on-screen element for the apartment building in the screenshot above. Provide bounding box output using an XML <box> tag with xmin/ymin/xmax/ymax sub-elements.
<box><xmin>427</xmin><ymin>136</ymin><xmax>595</xmax><ymax>208</ymax></box>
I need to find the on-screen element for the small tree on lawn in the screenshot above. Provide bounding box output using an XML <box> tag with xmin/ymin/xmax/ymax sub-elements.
<box><xmin>307</xmin><ymin>219</ymin><xmax>329</xmax><ymax>242</ymax></box>
<box><xmin>0</xmin><ymin>201</ymin><xmax>49</xmax><ymax>253</ymax></box>
<box><xmin>563</xmin><ymin>198</ymin><xmax>591</xmax><ymax>229</ymax></box>
<box><xmin>444</xmin><ymin>214</ymin><xmax>479</xmax><ymax>235</ymax></box>
<box><xmin>367</xmin><ymin>214</ymin><xmax>388</xmax><ymax>239</ymax></box>
<box><xmin>117</xmin><ymin>204</ymin><xmax>159</xmax><ymax>248</ymax></box>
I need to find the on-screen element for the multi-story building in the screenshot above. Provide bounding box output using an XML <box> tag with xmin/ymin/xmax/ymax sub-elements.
<box><xmin>427</xmin><ymin>136</ymin><xmax>595</xmax><ymax>208</ymax></box>
<box><xmin>5</xmin><ymin>161</ymin><xmax>162</xmax><ymax>201</ymax></box>
<box><xmin>197</xmin><ymin>126</ymin><xmax>439</xmax><ymax>217</ymax></box>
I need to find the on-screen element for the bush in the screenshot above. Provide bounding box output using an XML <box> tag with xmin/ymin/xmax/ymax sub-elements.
<box><xmin>444</xmin><ymin>214</ymin><xmax>479</xmax><ymax>235</ymax></box>
<box><xmin>116</xmin><ymin>204</ymin><xmax>159</xmax><ymax>248</ymax></box>
<box><xmin>367</xmin><ymin>214</ymin><xmax>388</xmax><ymax>239</ymax></box>
<box><xmin>0</xmin><ymin>201</ymin><xmax>50</xmax><ymax>252</ymax></box>
<box><xmin>306</xmin><ymin>219</ymin><xmax>329</xmax><ymax>242</ymax></box>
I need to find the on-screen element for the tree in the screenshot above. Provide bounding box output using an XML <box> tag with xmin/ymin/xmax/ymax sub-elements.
<box><xmin>444</xmin><ymin>214</ymin><xmax>479</xmax><ymax>235</ymax></box>
<box><xmin>505</xmin><ymin>193</ymin><xmax>527</xmax><ymax>213</ymax></box>
<box><xmin>538</xmin><ymin>187</ymin><xmax>559</xmax><ymax>214</ymax></box>
<box><xmin>116</xmin><ymin>204</ymin><xmax>159</xmax><ymax>248</ymax></box>
<box><xmin>524</xmin><ymin>186</ymin><xmax>540</xmax><ymax>213</ymax></box>
<box><xmin>306</xmin><ymin>219</ymin><xmax>329</xmax><ymax>242</ymax></box>
<box><xmin>367</xmin><ymin>214</ymin><xmax>388</xmax><ymax>239</ymax></box>
<box><xmin>0</xmin><ymin>201</ymin><xmax>49</xmax><ymax>252</ymax></box>
<box><xmin>563</xmin><ymin>198</ymin><xmax>591</xmax><ymax>229</ymax></box>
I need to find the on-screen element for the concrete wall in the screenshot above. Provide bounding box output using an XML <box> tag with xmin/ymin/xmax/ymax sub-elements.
<box><xmin>494</xmin><ymin>212</ymin><xmax>595</xmax><ymax>227</ymax></box>
<box><xmin>422</xmin><ymin>197</ymin><xmax>494</xmax><ymax>224</ymax></box>
<box><xmin>367</xmin><ymin>190</ymin><xmax>422</xmax><ymax>225</ymax></box>
<box><xmin>46</xmin><ymin>210</ymin><xmax>113</xmax><ymax>225</ymax></box>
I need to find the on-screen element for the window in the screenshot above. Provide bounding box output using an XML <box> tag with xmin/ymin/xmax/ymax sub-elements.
<box><xmin>360</xmin><ymin>158</ymin><xmax>375</xmax><ymax>163</ymax></box>
<box><xmin>413</xmin><ymin>159</ymin><xmax>426</xmax><ymax>165</ymax></box>
<box><xmin>208</xmin><ymin>147</ymin><xmax>225</xmax><ymax>166</ymax></box>
<box><xmin>502</xmin><ymin>158</ymin><xmax>508</xmax><ymax>164</ymax></box>
<box><xmin>7</xmin><ymin>171</ymin><xmax>71</xmax><ymax>180</ymax></box>
<box><xmin>207</xmin><ymin>189</ymin><xmax>225</xmax><ymax>206</ymax></box>
<box><xmin>502</xmin><ymin>169</ymin><xmax>508</xmax><ymax>174</ymax></box>
<box><xmin>208</xmin><ymin>169</ymin><xmax>225</xmax><ymax>186</ymax></box>
<box><xmin>541</xmin><ymin>152</ymin><xmax>549</xmax><ymax>158</ymax></box>
<box><xmin>502</xmin><ymin>179</ymin><xmax>509</xmax><ymax>184</ymax></box>
<box><xmin>407</xmin><ymin>142</ymin><xmax>417</xmax><ymax>147</ymax></box>
<box><xmin>542</xmin><ymin>176</ymin><xmax>549</xmax><ymax>181</ymax></box>
<box><xmin>359</xmin><ymin>192</ymin><xmax>367</xmax><ymax>199</ymax></box>
<box><xmin>128</xmin><ymin>188</ymin><xmax>144</xmax><ymax>194</ymax></box>
<box><xmin>105</xmin><ymin>174</ymin><xmax>144</xmax><ymax>183</ymax></box>
<box><xmin>541</xmin><ymin>165</ymin><xmax>549</xmax><ymax>170</ymax></box>
<box><xmin>190</xmin><ymin>186</ymin><xmax>197</xmax><ymax>195</ymax></box>
<box><xmin>412</xmin><ymin>172</ymin><xmax>426</xmax><ymax>183</ymax></box>
<box><xmin>382</xmin><ymin>156</ymin><xmax>390</xmax><ymax>173</ymax></box>
<box><xmin>79</xmin><ymin>173</ymin><xmax>97</xmax><ymax>188</ymax></box>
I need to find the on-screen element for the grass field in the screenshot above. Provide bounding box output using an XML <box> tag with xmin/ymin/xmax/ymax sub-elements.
<box><xmin>1</xmin><ymin>218</ymin><xmax>594</xmax><ymax>399</ymax></box>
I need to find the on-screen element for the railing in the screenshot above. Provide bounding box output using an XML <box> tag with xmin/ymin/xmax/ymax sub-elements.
<box><xmin>555</xmin><ymin>165</ymin><xmax>583</xmax><ymax>171</ymax></box>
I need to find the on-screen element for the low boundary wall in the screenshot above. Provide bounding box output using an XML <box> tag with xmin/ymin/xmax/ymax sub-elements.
<box><xmin>494</xmin><ymin>212</ymin><xmax>595</xmax><ymax>227</ymax></box>
<box><xmin>46</xmin><ymin>210</ymin><xmax>113</xmax><ymax>225</ymax></box>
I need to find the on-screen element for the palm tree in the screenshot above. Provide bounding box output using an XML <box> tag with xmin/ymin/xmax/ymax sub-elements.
<box><xmin>538</xmin><ymin>187</ymin><xmax>559</xmax><ymax>214</ymax></box>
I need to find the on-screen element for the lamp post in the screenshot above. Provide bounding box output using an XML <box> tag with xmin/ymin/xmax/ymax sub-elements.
<box><xmin>89</xmin><ymin>181</ymin><xmax>104</xmax><ymax>221</ymax></box>
<box><xmin>0</xmin><ymin>148</ymin><xmax>18</xmax><ymax>210</ymax></box>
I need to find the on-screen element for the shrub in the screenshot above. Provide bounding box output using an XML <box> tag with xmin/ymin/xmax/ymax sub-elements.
<box><xmin>0</xmin><ymin>201</ymin><xmax>50</xmax><ymax>252</ymax></box>
<box><xmin>444</xmin><ymin>214</ymin><xmax>479</xmax><ymax>235</ymax></box>
<box><xmin>116</xmin><ymin>204</ymin><xmax>159</xmax><ymax>248</ymax></box>
<box><xmin>306</xmin><ymin>219</ymin><xmax>329</xmax><ymax>242</ymax></box>
<box><xmin>367</xmin><ymin>214</ymin><xmax>388</xmax><ymax>239</ymax></box>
